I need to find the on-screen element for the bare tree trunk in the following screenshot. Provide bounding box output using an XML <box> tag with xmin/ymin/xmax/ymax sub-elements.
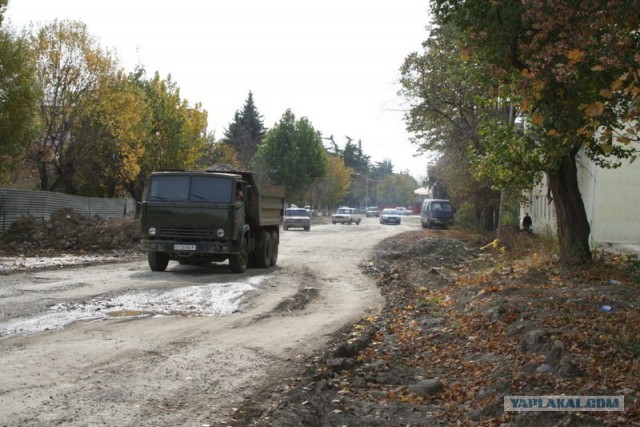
<box><xmin>547</xmin><ymin>149</ymin><xmax>592</xmax><ymax>265</ymax></box>
<box><xmin>37</xmin><ymin>162</ymin><xmax>49</xmax><ymax>191</ymax></box>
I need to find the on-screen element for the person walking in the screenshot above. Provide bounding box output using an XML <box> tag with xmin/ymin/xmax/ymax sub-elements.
<box><xmin>522</xmin><ymin>212</ymin><xmax>532</xmax><ymax>233</ymax></box>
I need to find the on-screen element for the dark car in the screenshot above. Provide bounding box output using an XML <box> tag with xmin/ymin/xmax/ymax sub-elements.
<box><xmin>365</xmin><ymin>207</ymin><xmax>380</xmax><ymax>217</ymax></box>
<box><xmin>379</xmin><ymin>208</ymin><xmax>401</xmax><ymax>225</ymax></box>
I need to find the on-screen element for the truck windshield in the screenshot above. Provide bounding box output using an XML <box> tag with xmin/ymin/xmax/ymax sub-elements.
<box><xmin>147</xmin><ymin>175</ymin><xmax>233</xmax><ymax>203</ymax></box>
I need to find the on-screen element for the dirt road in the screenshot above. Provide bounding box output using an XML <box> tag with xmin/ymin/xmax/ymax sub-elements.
<box><xmin>0</xmin><ymin>217</ymin><xmax>416</xmax><ymax>426</ymax></box>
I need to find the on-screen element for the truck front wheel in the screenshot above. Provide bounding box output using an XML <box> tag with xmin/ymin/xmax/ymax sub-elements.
<box><xmin>148</xmin><ymin>251</ymin><xmax>169</xmax><ymax>272</ymax></box>
<box><xmin>229</xmin><ymin>236</ymin><xmax>249</xmax><ymax>273</ymax></box>
<box><xmin>255</xmin><ymin>232</ymin><xmax>273</xmax><ymax>268</ymax></box>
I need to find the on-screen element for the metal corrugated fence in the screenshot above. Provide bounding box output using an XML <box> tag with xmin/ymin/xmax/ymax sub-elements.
<box><xmin>0</xmin><ymin>188</ymin><xmax>137</xmax><ymax>233</ymax></box>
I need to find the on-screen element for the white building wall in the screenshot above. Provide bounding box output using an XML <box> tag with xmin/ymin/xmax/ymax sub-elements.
<box><xmin>523</xmin><ymin>151</ymin><xmax>640</xmax><ymax>246</ymax></box>
<box><xmin>522</xmin><ymin>182</ymin><xmax>556</xmax><ymax>235</ymax></box>
<box><xmin>589</xmin><ymin>155</ymin><xmax>640</xmax><ymax>244</ymax></box>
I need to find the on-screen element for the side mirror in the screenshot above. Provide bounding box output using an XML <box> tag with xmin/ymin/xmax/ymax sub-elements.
<box><xmin>245</xmin><ymin>185</ymin><xmax>253</xmax><ymax>202</ymax></box>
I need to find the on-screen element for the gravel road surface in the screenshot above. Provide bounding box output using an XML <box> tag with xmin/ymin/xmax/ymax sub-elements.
<box><xmin>0</xmin><ymin>217</ymin><xmax>417</xmax><ymax>426</ymax></box>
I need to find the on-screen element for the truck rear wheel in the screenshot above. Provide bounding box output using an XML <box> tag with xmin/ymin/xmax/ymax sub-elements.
<box><xmin>148</xmin><ymin>251</ymin><xmax>169</xmax><ymax>272</ymax></box>
<box><xmin>270</xmin><ymin>230</ymin><xmax>279</xmax><ymax>266</ymax></box>
<box><xmin>229</xmin><ymin>236</ymin><xmax>249</xmax><ymax>273</ymax></box>
<box><xmin>255</xmin><ymin>232</ymin><xmax>273</xmax><ymax>268</ymax></box>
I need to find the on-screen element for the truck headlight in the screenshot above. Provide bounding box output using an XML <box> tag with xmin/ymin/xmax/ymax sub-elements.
<box><xmin>148</xmin><ymin>227</ymin><xmax>157</xmax><ymax>236</ymax></box>
<box><xmin>216</xmin><ymin>228</ymin><xmax>225</xmax><ymax>238</ymax></box>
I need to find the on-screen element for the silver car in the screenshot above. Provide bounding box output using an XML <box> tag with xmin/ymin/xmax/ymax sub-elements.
<box><xmin>283</xmin><ymin>208</ymin><xmax>311</xmax><ymax>231</ymax></box>
<box><xmin>380</xmin><ymin>208</ymin><xmax>401</xmax><ymax>225</ymax></box>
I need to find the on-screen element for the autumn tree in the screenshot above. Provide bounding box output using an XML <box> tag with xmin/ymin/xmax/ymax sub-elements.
<box><xmin>68</xmin><ymin>71</ymin><xmax>147</xmax><ymax>197</ymax></box>
<box><xmin>223</xmin><ymin>91</ymin><xmax>266</xmax><ymax>168</ymax></box>
<box><xmin>313</xmin><ymin>155</ymin><xmax>352</xmax><ymax>212</ymax></box>
<box><xmin>432</xmin><ymin>0</ymin><xmax>640</xmax><ymax>264</ymax></box>
<box><xmin>125</xmin><ymin>68</ymin><xmax>208</xmax><ymax>202</ymax></box>
<box><xmin>31</xmin><ymin>20</ymin><xmax>116</xmax><ymax>192</ymax></box>
<box><xmin>254</xmin><ymin>109</ymin><xmax>329</xmax><ymax>203</ymax></box>
<box><xmin>0</xmin><ymin>26</ymin><xmax>40</xmax><ymax>183</ymax></box>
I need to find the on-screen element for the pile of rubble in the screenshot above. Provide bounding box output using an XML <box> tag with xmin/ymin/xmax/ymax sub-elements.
<box><xmin>1</xmin><ymin>208</ymin><xmax>141</xmax><ymax>254</ymax></box>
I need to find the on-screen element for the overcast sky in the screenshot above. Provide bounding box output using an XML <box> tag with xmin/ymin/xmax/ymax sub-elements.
<box><xmin>5</xmin><ymin>0</ymin><xmax>431</xmax><ymax>180</ymax></box>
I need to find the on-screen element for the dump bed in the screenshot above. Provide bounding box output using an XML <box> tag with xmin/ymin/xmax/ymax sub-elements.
<box><xmin>206</xmin><ymin>170</ymin><xmax>285</xmax><ymax>227</ymax></box>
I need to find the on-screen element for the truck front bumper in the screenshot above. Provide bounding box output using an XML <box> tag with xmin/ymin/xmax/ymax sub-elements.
<box><xmin>141</xmin><ymin>239</ymin><xmax>233</xmax><ymax>254</ymax></box>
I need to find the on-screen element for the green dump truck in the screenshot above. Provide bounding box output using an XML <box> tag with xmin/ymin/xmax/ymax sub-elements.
<box><xmin>140</xmin><ymin>169</ymin><xmax>285</xmax><ymax>273</ymax></box>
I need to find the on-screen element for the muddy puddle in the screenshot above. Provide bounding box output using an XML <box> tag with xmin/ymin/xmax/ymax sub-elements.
<box><xmin>0</xmin><ymin>275</ymin><xmax>268</xmax><ymax>338</ymax></box>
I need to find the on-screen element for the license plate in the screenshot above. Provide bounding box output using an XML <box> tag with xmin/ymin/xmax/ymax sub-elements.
<box><xmin>174</xmin><ymin>244</ymin><xmax>196</xmax><ymax>251</ymax></box>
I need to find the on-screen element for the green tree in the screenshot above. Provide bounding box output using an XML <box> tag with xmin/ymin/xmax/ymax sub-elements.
<box><xmin>342</xmin><ymin>137</ymin><xmax>370</xmax><ymax>174</ymax></box>
<box><xmin>376</xmin><ymin>173</ymin><xmax>419</xmax><ymax>207</ymax></box>
<box><xmin>400</xmin><ymin>22</ymin><xmax>504</xmax><ymax>230</ymax></box>
<box><xmin>0</xmin><ymin>27</ymin><xmax>40</xmax><ymax>182</ymax></box>
<box><xmin>196</xmin><ymin>135</ymin><xmax>242</xmax><ymax>170</ymax></box>
<box><xmin>223</xmin><ymin>91</ymin><xmax>266</xmax><ymax>168</ymax></box>
<box><xmin>0</xmin><ymin>0</ymin><xmax>7</xmax><ymax>26</ymax></box>
<box><xmin>371</xmin><ymin>159</ymin><xmax>394</xmax><ymax>181</ymax></box>
<box><xmin>31</xmin><ymin>20</ymin><xmax>116</xmax><ymax>192</ymax></box>
<box><xmin>432</xmin><ymin>0</ymin><xmax>640</xmax><ymax>264</ymax></box>
<box><xmin>255</xmin><ymin>109</ymin><xmax>329</xmax><ymax>203</ymax></box>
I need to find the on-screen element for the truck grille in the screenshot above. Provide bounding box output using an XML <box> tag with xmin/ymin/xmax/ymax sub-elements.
<box><xmin>158</xmin><ymin>226</ymin><xmax>217</xmax><ymax>239</ymax></box>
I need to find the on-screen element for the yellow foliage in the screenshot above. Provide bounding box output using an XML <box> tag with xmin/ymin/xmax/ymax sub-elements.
<box><xmin>585</xmin><ymin>102</ymin><xmax>605</xmax><ymax>117</ymax></box>
<box><xmin>611</xmin><ymin>77</ymin><xmax>625</xmax><ymax>91</ymax></box>
<box><xmin>530</xmin><ymin>114</ymin><xmax>544</xmax><ymax>125</ymax></box>
<box><xmin>600</xmin><ymin>89</ymin><xmax>613</xmax><ymax>99</ymax></box>
<box><xmin>567</xmin><ymin>49</ymin><xmax>585</xmax><ymax>62</ymax></box>
<box><xmin>521</xmin><ymin>68</ymin><xmax>535</xmax><ymax>79</ymax></box>
<box><xmin>480</xmin><ymin>239</ymin><xmax>500</xmax><ymax>250</ymax></box>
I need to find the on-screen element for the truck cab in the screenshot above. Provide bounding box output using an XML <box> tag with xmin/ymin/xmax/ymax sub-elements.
<box><xmin>140</xmin><ymin>170</ymin><xmax>284</xmax><ymax>273</ymax></box>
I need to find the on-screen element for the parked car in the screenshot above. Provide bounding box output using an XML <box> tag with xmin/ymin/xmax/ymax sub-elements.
<box><xmin>420</xmin><ymin>199</ymin><xmax>454</xmax><ymax>229</ymax></box>
<box><xmin>379</xmin><ymin>208</ymin><xmax>401</xmax><ymax>225</ymax></box>
<box><xmin>283</xmin><ymin>208</ymin><xmax>311</xmax><ymax>231</ymax></box>
<box><xmin>395</xmin><ymin>207</ymin><xmax>412</xmax><ymax>216</ymax></box>
<box><xmin>331</xmin><ymin>207</ymin><xmax>362</xmax><ymax>225</ymax></box>
<box><xmin>365</xmin><ymin>207</ymin><xmax>380</xmax><ymax>217</ymax></box>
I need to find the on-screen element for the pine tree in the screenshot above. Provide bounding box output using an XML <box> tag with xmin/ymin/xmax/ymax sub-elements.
<box><xmin>223</xmin><ymin>91</ymin><xmax>266</xmax><ymax>169</ymax></box>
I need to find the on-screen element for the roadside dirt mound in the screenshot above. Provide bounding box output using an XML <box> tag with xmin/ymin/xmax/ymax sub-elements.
<box><xmin>1</xmin><ymin>208</ymin><xmax>141</xmax><ymax>254</ymax></box>
<box><xmin>231</xmin><ymin>229</ymin><xmax>640</xmax><ymax>426</ymax></box>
